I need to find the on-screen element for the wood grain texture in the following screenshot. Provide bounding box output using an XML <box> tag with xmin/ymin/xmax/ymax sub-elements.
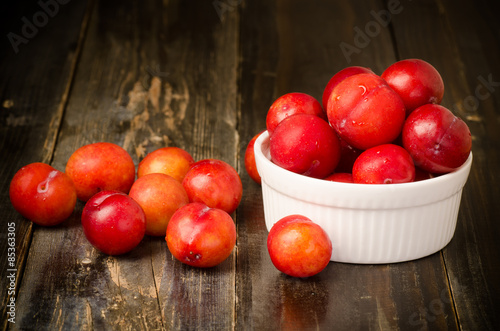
<box><xmin>2</xmin><ymin>0</ymin><xmax>499</xmax><ymax>330</ymax></box>
<box><xmin>390</xmin><ymin>0</ymin><xmax>500</xmax><ymax>329</ymax></box>
<box><xmin>235</xmin><ymin>0</ymin><xmax>278</xmax><ymax>329</ymax></box>
<box><xmin>0</xmin><ymin>1</ymin><xmax>90</xmax><ymax>330</ymax></box>
<box><xmin>13</xmin><ymin>0</ymin><xmax>239</xmax><ymax>330</ymax></box>
<box><xmin>434</xmin><ymin>0</ymin><xmax>500</xmax><ymax>329</ymax></box>
<box><xmin>236</xmin><ymin>0</ymin><xmax>458</xmax><ymax>329</ymax></box>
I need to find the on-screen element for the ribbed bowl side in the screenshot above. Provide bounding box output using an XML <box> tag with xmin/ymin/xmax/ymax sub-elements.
<box><xmin>262</xmin><ymin>182</ymin><xmax>464</xmax><ymax>264</ymax></box>
<box><xmin>256</xmin><ymin>130</ymin><xmax>472</xmax><ymax>264</ymax></box>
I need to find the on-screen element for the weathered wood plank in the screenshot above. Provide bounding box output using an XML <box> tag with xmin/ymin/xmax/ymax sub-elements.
<box><xmin>389</xmin><ymin>0</ymin><xmax>500</xmax><ymax>329</ymax></box>
<box><xmin>236</xmin><ymin>0</ymin><xmax>459</xmax><ymax>329</ymax></box>
<box><xmin>424</xmin><ymin>0</ymin><xmax>500</xmax><ymax>329</ymax></box>
<box><xmin>3</xmin><ymin>0</ymin><xmax>499</xmax><ymax>330</ymax></box>
<box><xmin>13</xmin><ymin>0</ymin><xmax>239</xmax><ymax>330</ymax></box>
<box><xmin>0</xmin><ymin>1</ymin><xmax>90</xmax><ymax>330</ymax></box>
<box><xmin>151</xmin><ymin>3</ymin><xmax>240</xmax><ymax>328</ymax></box>
<box><xmin>235</xmin><ymin>1</ymin><xmax>278</xmax><ymax>327</ymax></box>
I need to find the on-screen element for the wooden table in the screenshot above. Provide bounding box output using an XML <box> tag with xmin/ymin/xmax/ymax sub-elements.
<box><xmin>1</xmin><ymin>0</ymin><xmax>499</xmax><ymax>330</ymax></box>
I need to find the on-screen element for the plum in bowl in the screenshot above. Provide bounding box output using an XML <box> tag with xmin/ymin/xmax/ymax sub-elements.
<box><xmin>254</xmin><ymin>131</ymin><xmax>472</xmax><ymax>264</ymax></box>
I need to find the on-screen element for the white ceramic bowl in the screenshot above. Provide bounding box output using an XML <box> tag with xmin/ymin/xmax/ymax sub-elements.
<box><xmin>254</xmin><ymin>131</ymin><xmax>473</xmax><ymax>264</ymax></box>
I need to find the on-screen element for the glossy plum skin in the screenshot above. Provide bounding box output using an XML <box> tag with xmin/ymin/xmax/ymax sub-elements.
<box><xmin>352</xmin><ymin>144</ymin><xmax>416</xmax><ymax>184</ymax></box>
<box><xmin>402</xmin><ymin>104</ymin><xmax>472</xmax><ymax>174</ymax></box>
<box><xmin>324</xmin><ymin>172</ymin><xmax>354</xmax><ymax>183</ymax></box>
<box><xmin>182</xmin><ymin>159</ymin><xmax>243</xmax><ymax>214</ymax></box>
<box><xmin>322</xmin><ymin>66</ymin><xmax>374</xmax><ymax>111</ymax></box>
<box><xmin>267</xmin><ymin>215</ymin><xmax>332</xmax><ymax>278</ymax></box>
<box><xmin>327</xmin><ymin>73</ymin><xmax>406</xmax><ymax>150</ymax></box>
<box><xmin>65</xmin><ymin>142</ymin><xmax>136</xmax><ymax>201</ymax></box>
<box><xmin>414</xmin><ymin>167</ymin><xmax>434</xmax><ymax>181</ymax></box>
<box><xmin>270</xmin><ymin>114</ymin><xmax>341</xmax><ymax>179</ymax></box>
<box><xmin>82</xmin><ymin>190</ymin><xmax>146</xmax><ymax>255</ymax></box>
<box><xmin>382</xmin><ymin>59</ymin><xmax>444</xmax><ymax>115</ymax></box>
<box><xmin>245</xmin><ymin>131</ymin><xmax>264</xmax><ymax>185</ymax></box>
<box><xmin>166</xmin><ymin>202</ymin><xmax>236</xmax><ymax>268</ymax></box>
<box><xmin>9</xmin><ymin>163</ymin><xmax>77</xmax><ymax>226</ymax></box>
<box><xmin>334</xmin><ymin>137</ymin><xmax>363</xmax><ymax>173</ymax></box>
<box><xmin>137</xmin><ymin>147</ymin><xmax>194</xmax><ymax>182</ymax></box>
<box><xmin>129</xmin><ymin>173</ymin><xmax>189</xmax><ymax>236</ymax></box>
<box><xmin>266</xmin><ymin>92</ymin><xmax>326</xmax><ymax>135</ymax></box>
